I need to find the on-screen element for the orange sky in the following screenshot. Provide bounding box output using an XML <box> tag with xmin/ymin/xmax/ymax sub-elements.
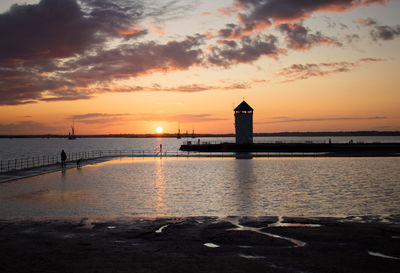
<box><xmin>0</xmin><ymin>0</ymin><xmax>399</xmax><ymax>134</ymax></box>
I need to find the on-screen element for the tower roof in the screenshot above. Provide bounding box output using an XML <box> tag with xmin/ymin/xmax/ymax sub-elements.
<box><xmin>234</xmin><ymin>100</ymin><xmax>253</xmax><ymax>112</ymax></box>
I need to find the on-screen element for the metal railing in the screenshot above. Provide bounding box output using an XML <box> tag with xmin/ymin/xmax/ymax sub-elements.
<box><xmin>0</xmin><ymin>149</ymin><xmax>330</xmax><ymax>174</ymax></box>
<box><xmin>0</xmin><ymin>149</ymin><xmax>232</xmax><ymax>173</ymax></box>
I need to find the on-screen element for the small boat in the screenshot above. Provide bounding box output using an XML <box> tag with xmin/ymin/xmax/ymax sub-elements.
<box><xmin>68</xmin><ymin>123</ymin><xmax>76</xmax><ymax>140</ymax></box>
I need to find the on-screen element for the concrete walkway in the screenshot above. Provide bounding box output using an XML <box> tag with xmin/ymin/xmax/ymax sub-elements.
<box><xmin>0</xmin><ymin>157</ymin><xmax>114</xmax><ymax>183</ymax></box>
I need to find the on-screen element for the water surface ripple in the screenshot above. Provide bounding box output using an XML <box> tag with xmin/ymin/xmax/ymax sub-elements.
<box><xmin>0</xmin><ymin>157</ymin><xmax>399</xmax><ymax>219</ymax></box>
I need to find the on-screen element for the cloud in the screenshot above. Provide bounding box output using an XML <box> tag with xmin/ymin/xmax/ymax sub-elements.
<box><xmin>0</xmin><ymin>0</ymin><xmax>393</xmax><ymax>106</ymax></box>
<box><xmin>276</xmin><ymin>58</ymin><xmax>386</xmax><ymax>82</ymax></box>
<box><xmin>345</xmin><ymin>34</ymin><xmax>360</xmax><ymax>43</ymax></box>
<box><xmin>323</xmin><ymin>16</ymin><xmax>349</xmax><ymax>29</ymax></box>
<box><xmin>218</xmin><ymin>24</ymin><xmax>246</xmax><ymax>40</ymax></box>
<box><xmin>95</xmin><ymin>81</ymin><xmax>252</xmax><ymax>94</ymax></box>
<box><xmin>271</xmin><ymin>116</ymin><xmax>289</xmax><ymax>120</ymax></box>
<box><xmin>0</xmin><ymin>0</ymin><xmax>148</xmax><ymax>62</ymax></box>
<box><xmin>6</xmin><ymin>30</ymin><xmax>279</xmax><ymax>99</ymax></box>
<box><xmin>277</xmin><ymin>23</ymin><xmax>342</xmax><ymax>50</ymax></box>
<box><xmin>129</xmin><ymin>113</ymin><xmax>229</xmax><ymax>123</ymax></box>
<box><xmin>370</xmin><ymin>25</ymin><xmax>400</xmax><ymax>41</ymax></box>
<box><xmin>59</xmin><ymin>35</ymin><xmax>203</xmax><ymax>93</ymax></box>
<box><xmin>357</xmin><ymin>17</ymin><xmax>400</xmax><ymax>41</ymax></box>
<box><xmin>70</xmin><ymin>112</ymin><xmax>229</xmax><ymax>124</ymax></box>
<box><xmin>67</xmin><ymin>112</ymin><xmax>391</xmax><ymax>127</ymax></box>
<box><xmin>260</xmin><ymin>116</ymin><xmax>388</xmax><ymax>124</ymax></box>
<box><xmin>36</xmin><ymin>80</ymin><xmax>251</xmax><ymax>103</ymax></box>
<box><xmin>143</xmin><ymin>0</ymin><xmax>197</xmax><ymax>21</ymax></box>
<box><xmin>0</xmin><ymin>0</ymin><xmax>209</xmax><ymax>105</ymax></box>
<box><xmin>159</xmin><ymin>82</ymin><xmax>251</xmax><ymax>92</ymax></box>
<box><xmin>0</xmin><ymin>0</ymin><xmax>99</xmax><ymax>63</ymax></box>
<box><xmin>0</xmin><ymin>121</ymin><xmax>57</xmax><ymax>134</ymax></box>
<box><xmin>71</xmin><ymin>113</ymin><xmax>131</xmax><ymax>120</ymax></box>
<box><xmin>235</xmin><ymin>0</ymin><xmax>387</xmax><ymax>32</ymax></box>
<box><xmin>167</xmin><ymin>114</ymin><xmax>229</xmax><ymax>123</ymax></box>
<box><xmin>215</xmin><ymin>22</ymin><xmax>271</xmax><ymax>40</ymax></box>
<box><xmin>208</xmin><ymin>34</ymin><xmax>285</xmax><ymax>67</ymax></box>
<box><xmin>0</xmin><ymin>27</ymin><xmax>205</xmax><ymax>105</ymax></box>
<box><xmin>0</xmin><ymin>0</ymin><xmax>143</xmax><ymax>105</ymax></box>
<box><xmin>69</xmin><ymin>113</ymin><xmax>133</xmax><ymax>125</ymax></box>
<box><xmin>217</xmin><ymin>7</ymin><xmax>239</xmax><ymax>16</ymax></box>
<box><xmin>356</xmin><ymin>17</ymin><xmax>378</xmax><ymax>26</ymax></box>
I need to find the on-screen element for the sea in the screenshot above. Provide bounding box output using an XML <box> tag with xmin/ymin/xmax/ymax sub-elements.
<box><xmin>0</xmin><ymin>136</ymin><xmax>399</xmax><ymax>220</ymax></box>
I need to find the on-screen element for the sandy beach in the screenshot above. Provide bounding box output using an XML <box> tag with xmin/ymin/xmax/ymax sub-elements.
<box><xmin>1</xmin><ymin>216</ymin><xmax>399</xmax><ymax>273</ymax></box>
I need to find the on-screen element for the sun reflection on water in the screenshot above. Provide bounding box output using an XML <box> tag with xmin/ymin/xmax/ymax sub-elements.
<box><xmin>155</xmin><ymin>159</ymin><xmax>167</xmax><ymax>215</ymax></box>
<box><xmin>0</xmin><ymin>157</ymin><xmax>399</xmax><ymax>219</ymax></box>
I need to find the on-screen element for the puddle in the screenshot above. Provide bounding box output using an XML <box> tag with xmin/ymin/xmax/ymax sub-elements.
<box><xmin>76</xmin><ymin>218</ymin><xmax>95</xmax><ymax>230</ymax></box>
<box><xmin>239</xmin><ymin>254</ymin><xmax>265</xmax><ymax>259</ymax></box>
<box><xmin>155</xmin><ymin>224</ymin><xmax>169</xmax><ymax>233</ymax></box>
<box><xmin>204</xmin><ymin>243</ymin><xmax>220</xmax><ymax>248</ymax></box>
<box><xmin>368</xmin><ymin>251</ymin><xmax>400</xmax><ymax>260</ymax></box>
<box><xmin>223</xmin><ymin>217</ymin><xmax>306</xmax><ymax>247</ymax></box>
<box><xmin>268</xmin><ymin>216</ymin><xmax>321</xmax><ymax>228</ymax></box>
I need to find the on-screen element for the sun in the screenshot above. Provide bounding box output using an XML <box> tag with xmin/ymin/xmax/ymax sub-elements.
<box><xmin>156</xmin><ymin>126</ymin><xmax>163</xmax><ymax>134</ymax></box>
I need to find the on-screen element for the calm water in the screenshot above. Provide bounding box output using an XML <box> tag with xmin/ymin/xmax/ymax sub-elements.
<box><xmin>0</xmin><ymin>136</ymin><xmax>399</xmax><ymax>160</ymax></box>
<box><xmin>0</xmin><ymin>156</ymin><xmax>399</xmax><ymax>220</ymax></box>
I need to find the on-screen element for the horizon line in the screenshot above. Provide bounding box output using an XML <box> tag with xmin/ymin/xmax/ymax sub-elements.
<box><xmin>1</xmin><ymin>130</ymin><xmax>400</xmax><ymax>138</ymax></box>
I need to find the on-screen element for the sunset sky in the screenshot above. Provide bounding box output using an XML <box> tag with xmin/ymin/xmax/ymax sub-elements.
<box><xmin>0</xmin><ymin>0</ymin><xmax>399</xmax><ymax>135</ymax></box>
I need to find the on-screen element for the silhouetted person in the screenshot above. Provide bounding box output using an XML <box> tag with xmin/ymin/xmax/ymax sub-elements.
<box><xmin>61</xmin><ymin>149</ymin><xmax>67</xmax><ymax>168</ymax></box>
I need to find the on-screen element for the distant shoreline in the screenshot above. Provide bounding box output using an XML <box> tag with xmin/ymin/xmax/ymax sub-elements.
<box><xmin>0</xmin><ymin>131</ymin><xmax>399</xmax><ymax>138</ymax></box>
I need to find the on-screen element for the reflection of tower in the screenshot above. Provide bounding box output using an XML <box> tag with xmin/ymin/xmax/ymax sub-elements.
<box><xmin>234</xmin><ymin>159</ymin><xmax>256</xmax><ymax>215</ymax></box>
<box><xmin>234</xmin><ymin>101</ymin><xmax>253</xmax><ymax>144</ymax></box>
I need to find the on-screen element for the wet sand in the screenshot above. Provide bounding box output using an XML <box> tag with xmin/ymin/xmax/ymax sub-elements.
<box><xmin>0</xmin><ymin>216</ymin><xmax>399</xmax><ymax>273</ymax></box>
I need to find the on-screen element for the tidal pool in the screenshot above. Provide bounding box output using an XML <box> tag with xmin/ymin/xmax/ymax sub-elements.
<box><xmin>1</xmin><ymin>157</ymin><xmax>399</xmax><ymax>220</ymax></box>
